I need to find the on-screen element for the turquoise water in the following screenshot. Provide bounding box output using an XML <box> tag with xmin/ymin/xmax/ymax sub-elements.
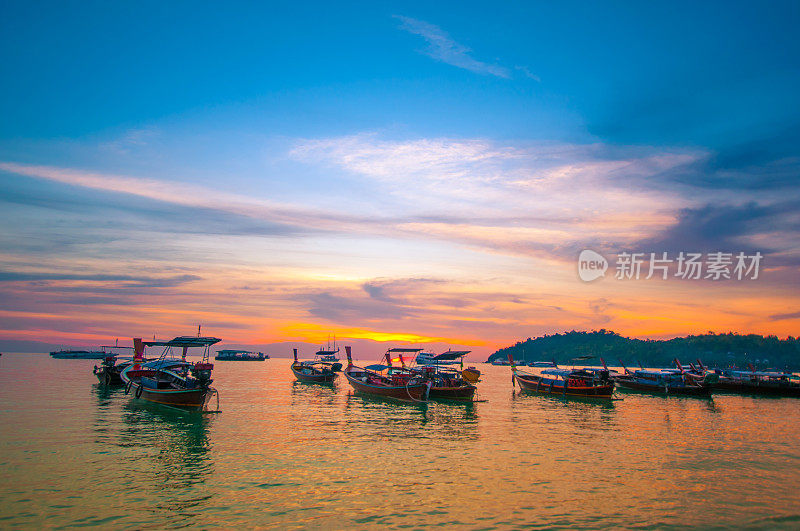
<box><xmin>1</xmin><ymin>354</ymin><xmax>800</xmax><ymax>529</ymax></box>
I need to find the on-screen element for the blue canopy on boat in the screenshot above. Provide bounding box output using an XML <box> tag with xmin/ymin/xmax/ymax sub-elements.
<box><xmin>431</xmin><ymin>350</ymin><xmax>470</xmax><ymax>361</ymax></box>
<box><xmin>142</xmin><ymin>359</ymin><xmax>193</xmax><ymax>369</ymax></box>
<box><xmin>541</xmin><ymin>368</ymin><xmax>575</xmax><ymax>377</ymax></box>
<box><xmin>635</xmin><ymin>369</ymin><xmax>681</xmax><ymax>378</ymax></box>
<box><xmin>144</xmin><ymin>336</ymin><xmax>221</xmax><ymax>347</ymax></box>
<box><xmin>365</xmin><ymin>364</ymin><xmax>390</xmax><ymax>371</ymax></box>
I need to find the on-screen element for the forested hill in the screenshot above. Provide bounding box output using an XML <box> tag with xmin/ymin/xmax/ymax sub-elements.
<box><xmin>488</xmin><ymin>330</ymin><xmax>800</xmax><ymax>369</ymax></box>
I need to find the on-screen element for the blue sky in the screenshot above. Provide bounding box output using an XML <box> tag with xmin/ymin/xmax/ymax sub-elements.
<box><xmin>5</xmin><ymin>1</ymin><xmax>798</xmax><ymax>144</ymax></box>
<box><xmin>1</xmin><ymin>1</ymin><xmax>799</xmax><ymax>354</ymax></box>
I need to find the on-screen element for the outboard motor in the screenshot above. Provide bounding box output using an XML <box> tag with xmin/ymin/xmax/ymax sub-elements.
<box><xmin>191</xmin><ymin>362</ymin><xmax>214</xmax><ymax>388</ymax></box>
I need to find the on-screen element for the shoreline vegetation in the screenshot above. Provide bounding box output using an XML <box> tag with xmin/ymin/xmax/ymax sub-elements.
<box><xmin>488</xmin><ymin>330</ymin><xmax>800</xmax><ymax>370</ymax></box>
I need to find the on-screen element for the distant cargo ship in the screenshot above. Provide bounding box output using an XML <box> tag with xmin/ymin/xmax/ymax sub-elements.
<box><xmin>50</xmin><ymin>349</ymin><xmax>112</xmax><ymax>359</ymax></box>
<box><xmin>215</xmin><ymin>349</ymin><xmax>269</xmax><ymax>361</ymax></box>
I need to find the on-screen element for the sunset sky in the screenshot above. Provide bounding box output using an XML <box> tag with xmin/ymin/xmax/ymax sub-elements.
<box><xmin>1</xmin><ymin>2</ymin><xmax>799</xmax><ymax>358</ymax></box>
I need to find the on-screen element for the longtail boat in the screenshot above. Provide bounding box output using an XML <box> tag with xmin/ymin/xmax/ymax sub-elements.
<box><xmin>120</xmin><ymin>335</ymin><xmax>220</xmax><ymax>410</ymax></box>
<box><xmin>613</xmin><ymin>360</ymin><xmax>714</xmax><ymax>396</ymax></box>
<box><xmin>93</xmin><ymin>345</ymin><xmax>138</xmax><ymax>385</ymax></box>
<box><xmin>404</xmin><ymin>348</ymin><xmax>477</xmax><ymax>401</ymax></box>
<box><xmin>343</xmin><ymin>346</ymin><xmax>431</xmax><ymax>402</ymax></box>
<box><xmin>705</xmin><ymin>361</ymin><xmax>800</xmax><ymax>397</ymax></box>
<box><xmin>509</xmin><ymin>353</ymin><xmax>614</xmax><ymax>398</ymax></box>
<box><xmin>291</xmin><ymin>348</ymin><xmax>342</xmax><ymax>383</ymax></box>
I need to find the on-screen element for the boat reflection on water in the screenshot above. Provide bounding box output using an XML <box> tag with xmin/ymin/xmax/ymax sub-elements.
<box><xmin>511</xmin><ymin>387</ymin><xmax>619</xmax><ymax>436</ymax></box>
<box><xmin>343</xmin><ymin>392</ymin><xmax>480</xmax><ymax>442</ymax></box>
<box><xmin>290</xmin><ymin>379</ymin><xmax>341</xmax><ymax>406</ymax></box>
<box><xmin>117</xmin><ymin>402</ymin><xmax>215</xmax><ymax>521</ymax></box>
<box><xmin>92</xmin><ymin>380</ymin><xmax>124</xmax><ymax>405</ymax></box>
<box><xmin>421</xmin><ymin>401</ymin><xmax>479</xmax><ymax>441</ymax></box>
<box><xmin>511</xmin><ymin>387</ymin><xmax>618</xmax><ymax>410</ymax></box>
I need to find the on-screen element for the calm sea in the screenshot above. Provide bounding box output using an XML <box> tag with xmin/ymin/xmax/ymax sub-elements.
<box><xmin>1</xmin><ymin>354</ymin><xmax>799</xmax><ymax>529</ymax></box>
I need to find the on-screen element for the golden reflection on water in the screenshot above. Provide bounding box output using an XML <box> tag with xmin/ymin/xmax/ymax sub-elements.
<box><xmin>1</xmin><ymin>355</ymin><xmax>800</xmax><ymax>528</ymax></box>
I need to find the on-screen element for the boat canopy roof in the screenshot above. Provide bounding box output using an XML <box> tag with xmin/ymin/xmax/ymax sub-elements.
<box><xmin>142</xmin><ymin>359</ymin><xmax>193</xmax><ymax>369</ymax></box>
<box><xmin>387</xmin><ymin>348</ymin><xmax>423</xmax><ymax>352</ymax></box>
<box><xmin>315</xmin><ymin>349</ymin><xmax>340</xmax><ymax>355</ymax></box>
<box><xmin>99</xmin><ymin>345</ymin><xmax>135</xmax><ymax>350</ymax></box>
<box><xmin>144</xmin><ymin>336</ymin><xmax>221</xmax><ymax>347</ymax></box>
<box><xmin>217</xmin><ymin>349</ymin><xmax>256</xmax><ymax>354</ymax></box>
<box><xmin>635</xmin><ymin>369</ymin><xmax>679</xmax><ymax>377</ymax></box>
<box><xmin>365</xmin><ymin>364</ymin><xmax>390</xmax><ymax>371</ymax></box>
<box><xmin>431</xmin><ymin>350</ymin><xmax>470</xmax><ymax>361</ymax></box>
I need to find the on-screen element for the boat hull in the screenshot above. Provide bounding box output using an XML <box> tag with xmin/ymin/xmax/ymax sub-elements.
<box><xmin>292</xmin><ymin>366</ymin><xmax>337</xmax><ymax>383</ymax></box>
<box><xmin>134</xmin><ymin>385</ymin><xmax>212</xmax><ymax>408</ymax></box>
<box><xmin>428</xmin><ymin>384</ymin><xmax>476</xmax><ymax>401</ymax></box>
<box><xmin>713</xmin><ymin>380</ymin><xmax>800</xmax><ymax>397</ymax></box>
<box><xmin>122</xmin><ymin>369</ymin><xmax>214</xmax><ymax>409</ymax></box>
<box><xmin>514</xmin><ymin>374</ymin><xmax>614</xmax><ymax>398</ymax></box>
<box><xmin>95</xmin><ymin>367</ymin><xmax>124</xmax><ymax>385</ymax></box>
<box><xmin>345</xmin><ymin>372</ymin><xmax>429</xmax><ymax>401</ymax></box>
<box><xmin>615</xmin><ymin>378</ymin><xmax>711</xmax><ymax>396</ymax></box>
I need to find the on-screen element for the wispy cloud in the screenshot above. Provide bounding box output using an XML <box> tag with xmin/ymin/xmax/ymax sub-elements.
<box><xmin>1</xmin><ymin>142</ymin><xmax>691</xmax><ymax>263</ymax></box>
<box><xmin>0</xmin><ymin>161</ymin><xmax>368</xmax><ymax>234</ymax></box>
<box><xmin>100</xmin><ymin>126</ymin><xmax>161</xmax><ymax>155</ymax></box>
<box><xmin>394</xmin><ymin>15</ymin><xmax>515</xmax><ymax>79</ymax></box>
<box><xmin>0</xmin><ymin>271</ymin><xmax>200</xmax><ymax>286</ymax></box>
<box><xmin>290</xmin><ymin>134</ymin><xmax>699</xmax><ymax>231</ymax></box>
<box><xmin>10</xmin><ymin>131</ymin><xmax>790</xmax><ymax>269</ymax></box>
<box><xmin>514</xmin><ymin>65</ymin><xmax>541</xmax><ymax>82</ymax></box>
<box><xmin>769</xmin><ymin>310</ymin><xmax>800</xmax><ymax>321</ymax></box>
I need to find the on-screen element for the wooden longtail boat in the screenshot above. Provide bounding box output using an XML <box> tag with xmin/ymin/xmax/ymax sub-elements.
<box><xmin>701</xmin><ymin>361</ymin><xmax>800</xmax><ymax>397</ymax></box>
<box><xmin>613</xmin><ymin>360</ymin><xmax>713</xmax><ymax>396</ymax></box>
<box><xmin>509</xmin><ymin>354</ymin><xmax>614</xmax><ymax>398</ymax></box>
<box><xmin>291</xmin><ymin>348</ymin><xmax>342</xmax><ymax>383</ymax></box>
<box><xmin>92</xmin><ymin>344</ymin><xmax>139</xmax><ymax>385</ymax></box>
<box><xmin>120</xmin><ymin>335</ymin><xmax>220</xmax><ymax>410</ymax></box>
<box><xmin>343</xmin><ymin>346</ymin><xmax>431</xmax><ymax>402</ymax></box>
<box><xmin>403</xmin><ymin>348</ymin><xmax>477</xmax><ymax>401</ymax></box>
